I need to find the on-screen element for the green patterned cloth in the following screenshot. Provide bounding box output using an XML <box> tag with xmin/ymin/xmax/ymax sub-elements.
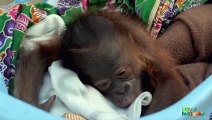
<box><xmin>0</xmin><ymin>3</ymin><xmax>57</xmax><ymax>93</ymax></box>
<box><xmin>150</xmin><ymin>0</ymin><xmax>208</xmax><ymax>38</ymax></box>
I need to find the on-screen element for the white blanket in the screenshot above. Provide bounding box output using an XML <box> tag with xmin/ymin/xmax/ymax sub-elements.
<box><xmin>39</xmin><ymin>61</ymin><xmax>152</xmax><ymax>120</ymax></box>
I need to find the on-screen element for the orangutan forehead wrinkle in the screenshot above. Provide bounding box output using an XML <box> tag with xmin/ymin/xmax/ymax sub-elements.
<box><xmin>77</xmin><ymin>44</ymin><xmax>130</xmax><ymax>79</ymax></box>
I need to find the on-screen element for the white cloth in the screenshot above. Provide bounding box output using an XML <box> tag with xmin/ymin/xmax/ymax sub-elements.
<box><xmin>39</xmin><ymin>61</ymin><xmax>152</xmax><ymax>120</ymax></box>
<box><xmin>25</xmin><ymin>14</ymin><xmax>65</xmax><ymax>42</ymax></box>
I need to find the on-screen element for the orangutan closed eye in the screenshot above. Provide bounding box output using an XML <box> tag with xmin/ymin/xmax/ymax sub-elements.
<box><xmin>60</xmin><ymin>12</ymin><xmax>189</xmax><ymax>115</ymax></box>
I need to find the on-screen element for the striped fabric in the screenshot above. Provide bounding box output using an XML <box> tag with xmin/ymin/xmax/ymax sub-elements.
<box><xmin>63</xmin><ymin>113</ymin><xmax>87</xmax><ymax>120</ymax></box>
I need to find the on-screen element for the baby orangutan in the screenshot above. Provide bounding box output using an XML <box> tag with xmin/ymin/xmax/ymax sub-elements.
<box><xmin>60</xmin><ymin>12</ymin><xmax>188</xmax><ymax>115</ymax></box>
<box><xmin>14</xmin><ymin>12</ymin><xmax>188</xmax><ymax>116</ymax></box>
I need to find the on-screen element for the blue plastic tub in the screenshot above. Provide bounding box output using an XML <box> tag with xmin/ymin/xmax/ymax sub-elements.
<box><xmin>0</xmin><ymin>73</ymin><xmax>212</xmax><ymax>120</ymax></box>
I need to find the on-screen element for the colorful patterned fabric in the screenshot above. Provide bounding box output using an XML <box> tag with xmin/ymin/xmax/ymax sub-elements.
<box><xmin>150</xmin><ymin>0</ymin><xmax>207</xmax><ymax>39</ymax></box>
<box><xmin>63</xmin><ymin>113</ymin><xmax>87</xmax><ymax>120</ymax></box>
<box><xmin>0</xmin><ymin>0</ymin><xmax>208</xmax><ymax>93</ymax></box>
<box><xmin>57</xmin><ymin>0</ymin><xmax>135</xmax><ymax>24</ymax></box>
<box><xmin>0</xmin><ymin>2</ymin><xmax>57</xmax><ymax>93</ymax></box>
